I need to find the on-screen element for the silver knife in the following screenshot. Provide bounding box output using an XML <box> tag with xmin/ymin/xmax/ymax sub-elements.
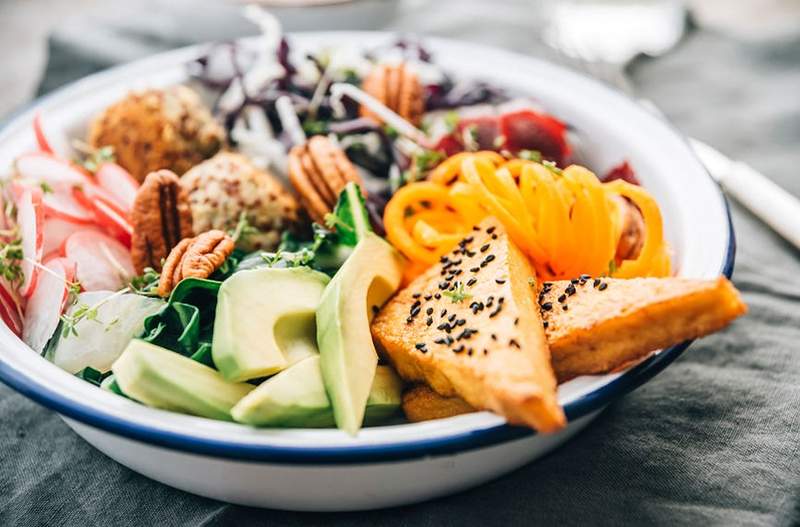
<box><xmin>690</xmin><ymin>138</ymin><xmax>800</xmax><ymax>250</ymax></box>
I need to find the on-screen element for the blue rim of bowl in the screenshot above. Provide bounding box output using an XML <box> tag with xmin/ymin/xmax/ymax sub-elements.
<box><xmin>0</xmin><ymin>40</ymin><xmax>736</xmax><ymax>465</ymax></box>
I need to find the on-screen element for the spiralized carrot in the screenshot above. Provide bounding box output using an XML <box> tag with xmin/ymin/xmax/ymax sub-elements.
<box><xmin>383</xmin><ymin>153</ymin><xmax>672</xmax><ymax>281</ymax></box>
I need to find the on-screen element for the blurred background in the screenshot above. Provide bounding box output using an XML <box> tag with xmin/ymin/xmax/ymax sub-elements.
<box><xmin>2</xmin><ymin>0</ymin><xmax>799</xmax><ymax>118</ymax></box>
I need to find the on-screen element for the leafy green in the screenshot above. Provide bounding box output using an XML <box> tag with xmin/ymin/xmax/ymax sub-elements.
<box><xmin>140</xmin><ymin>278</ymin><xmax>221</xmax><ymax>360</ymax></box>
<box><xmin>76</xmin><ymin>366</ymin><xmax>107</xmax><ymax>386</ymax></box>
<box><xmin>325</xmin><ymin>182</ymin><xmax>372</xmax><ymax>244</ymax></box>
<box><xmin>0</xmin><ymin>237</ymin><xmax>23</xmax><ymax>285</ymax></box>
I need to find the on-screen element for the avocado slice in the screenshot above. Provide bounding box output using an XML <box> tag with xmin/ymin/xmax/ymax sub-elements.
<box><xmin>212</xmin><ymin>267</ymin><xmax>330</xmax><ymax>382</ymax></box>
<box><xmin>316</xmin><ymin>232</ymin><xmax>403</xmax><ymax>435</ymax></box>
<box><xmin>231</xmin><ymin>355</ymin><xmax>403</xmax><ymax>428</ymax></box>
<box><xmin>112</xmin><ymin>339</ymin><xmax>254</xmax><ymax>421</ymax></box>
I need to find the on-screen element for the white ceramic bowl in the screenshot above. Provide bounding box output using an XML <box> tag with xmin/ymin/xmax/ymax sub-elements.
<box><xmin>0</xmin><ymin>33</ymin><xmax>734</xmax><ymax>511</ymax></box>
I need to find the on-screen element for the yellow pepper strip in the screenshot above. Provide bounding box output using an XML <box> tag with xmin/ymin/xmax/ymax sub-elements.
<box><xmin>606</xmin><ymin>179</ymin><xmax>671</xmax><ymax>278</ymax></box>
<box><xmin>383</xmin><ymin>152</ymin><xmax>671</xmax><ymax>281</ymax></box>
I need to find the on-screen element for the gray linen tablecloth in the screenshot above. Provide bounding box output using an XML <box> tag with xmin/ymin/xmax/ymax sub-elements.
<box><xmin>2</xmin><ymin>1</ymin><xmax>800</xmax><ymax>525</ymax></box>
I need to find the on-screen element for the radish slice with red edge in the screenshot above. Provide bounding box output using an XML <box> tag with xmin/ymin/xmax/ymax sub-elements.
<box><xmin>15</xmin><ymin>152</ymin><xmax>91</xmax><ymax>188</ymax></box>
<box><xmin>41</xmin><ymin>183</ymin><xmax>94</xmax><ymax>224</ymax></box>
<box><xmin>64</xmin><ymin>230</ymin><xmax>134</xmax><ymax>291</ymax></box>
<box><xmin>72</xmin><ymin>187</ymin><xmax>133</xmax><ymax>247</ymax></box>
<box><xmin>95</xmin><ymin>163</ymin><xmax>138</xmax><ymax>212</ymax></box>
<box><xmin>22</xmin><ymin>257</ymin><xmax>75</xmax><ymax>353</ymax></box>
<box><xmin>43</xmin><ymin>216</ymin><xmax>100</xmax><ymax>257</ymax></box>
<box><xmin>33</xmin><ymin>113</ymin><xmax>54</xmax><ymax>154</ymax></box>
<box><xmin>0</xmin><ymin>281</ymin><xmax>23</xmax><ymax>337</ymax></box>
<box><xmin>17</xmin><ymin>186</ymin><xmax>44</xmax><ymax>298</ymax></box>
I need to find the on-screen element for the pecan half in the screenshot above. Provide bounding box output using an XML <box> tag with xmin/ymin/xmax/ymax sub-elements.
<box><xmin>288</xmin><ymin>136</ymin><xmax>363</xmax><ymax>224</ymax></box>
<box><xmin>158</xmin><ymin>230</ymin><xmax>234</xmax><ymax>297</ymax></box>
<box><xmin>131</xmin><ymin>169</ymin><xmax>195</xmax><ymax>273</ymax></box>
<box><xmin>361</xmin><ymin>62</ymin><xmax>424</xmax><ymax>126</ymax></box>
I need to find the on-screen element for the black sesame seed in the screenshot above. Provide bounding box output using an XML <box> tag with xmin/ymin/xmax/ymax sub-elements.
<box><xmin>485</xmin><ymin>254</ymin><xmax>496</xmax><ymax>263</ymax></box>
<box><xmin>410</xmin><ymin>305</ymin><xmax>421</xmax><ymax>317</ymax></box>
<box><xmin>465</xmin><ymin>250</ymin><xmax>477</xmax><ymax>257</ymax></box>
<box><xmin>558</xmin><ymin>294</ymin><xmax>566</xmax><ymax>303</ymax></box>
<box><xmin>571</xmin><ymin>278</ymin><xmax>580</xmax><ymax>284</ymax></box>
<box><xmin>441</xmin><ymin>309</ymin><xmax>447</xmax><ymax>317</ymax></box>
<box><xmin>491</xmin><ymin>234</ymin><xmax>498</xmax><ymax>240</ymax></box>
<box><xmin>480</xmin><ymin>244</ymin><xmax>490</xmax><ymax>253</ymax></box>
<box><xmin>487</xmin><ymin>226</ymin><xmax>496</xmax><ymax>234</ymax></box>
<box><xmin>543</xmin><ymin>321</ymin><xmax>549</xmax><ymax>329</ymax></box>
<box><xmin>470</xmin><ymin>267</ymin><xmax>480</xmax><ymax>273</ymax></box>
<box><xmin>593</xmin><ymin>278</ymin><xmax>601</xmax><ymax>288</ymax></box>
<box><xmin>467</xmin><ymin>278</ymin><xmax>477</xmax><ymax>286</ymax></box>
<box><xmin>426</xmin><ymin>307</ymin><xmax>434</xmax><ymax>315</ymax></box>
<box><xmin>406</xmin><ymin>317</ymin><xmax>414</xmax><ymax>324</ymax></box>
<box><xmin>372</xmin><ymin>305</ymin><xmax>380</xmax><ymax>315</ymax></box>
<box><xmin>468</xmin><ymin>348</ymin><xmax>474</xmax><ymax>356</ymax></box>
<box><xmin>599</xmin><ymin>282</ymin><xmax>608</xmax><ymax>291</ymax></box>
<box><xmin>514</xmin><ymin>317</ymin><xmax>519</xmax><ymax>326</ymax></box>
<box><xmin>453</xmin><ymin>344</ymin><xmax>465</xmax><ymax>354</ymax></box>
<box><xmin>472</xmin><ymin>225</ymin><xmax>481</xmax><ymax>231</ymax></box>
<box><xmin>415</xmin><ymin>342</ymin><xmax>426</xmax><ymax>350</ymax></box>
<box><xmin>426</xmin><ymin>317</ymin><xmax>433</xmax><ymax>326</ymax></box>
<box><xmin>495</xmin><ymin>278</ymin><xmax>506</xmax><ymax>284</ymax></box>
<box><xmin>566</xmin><ymin>284</ymin><xmax>576</xmax><ymax>296</ymax></box>
<box><xmin>509</xmin><ymin>339</ymin><xmax>521</xmax><ymax>349</ymax></box>
<box><xmin>440</xmin><ymin>255</ymin><xmax>449</xmax><ymax>264</ymax></box>
<box><xmin>434</xmin><ymin>337</ymin><xmax>448</xmax><ymax>345</ymax></box>
<box><xmin>437</xmin><ymin>323</ymin><xmax>448</xmax><ymax>331</ymax></box>
<box><xmin>435</xmin><ymin>293</ymin><xmax>442</xmax><ymax>300</ymax></box>
<box><xmin>464</xmin><ymin>236</ymin><xmax>474</xmax><ymax>244</ymax></box>
<box><xmin>456</xmin><ymin>318</ymin><xmax>466</xmax><ymax>326</ymax></box>
<box><xmin>562</xmin><ymin>305</ymin><xmax>569</xmax><ymax>311</ymax></box>
<box><xmin>489</xmin><ymin>305</ymin><xmax>503</xmax><ymax>318</ymax></box>
<box><xmin>498</xmin><ymin>297</ymin><xmax>505</xmax><ymax>304</ymax></box>
<box><xmin>491</xmin><ymin>333</ymin><xmax>497</xmax><ymax>341</ymax></box>
<box><xmin>412</xmin><ymin>293</ymin><xmax>421</xmax><ymax>299</ymax></box>
<box><xmin>541</xmin><ymin>302</ymin><xmax>553</xmax><ymax>311</ymax></box>
<box><xmin>448</xmin><ymin>313</ymin><xmax>457</xmax><ymax>323</ymax></box>
<box><xmin>424</xmin><ymin>294</ymin><xmax>433</xmax><ymax>301</ymax></box>
<box><xmin>439</xmin><ymin>281</ymin><xmax>449</xmax><ymax>290</ymax></box>
<box><xmin>483</xmin><ymin>348</ymin><xmax>488</xmax><ymax>355</ymax></box>
<box><xmin>580</xmin><ymin>274</ymin><xmax>591</xmax><ymax>280</ymax></box>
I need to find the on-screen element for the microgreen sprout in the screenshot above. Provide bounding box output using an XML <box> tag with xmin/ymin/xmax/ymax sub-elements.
<box><xmin>443</xmin><ymin>282</ymin><xmax>472</xmax><ymax>304</ymax></box>
<box><xmin>230</xmin><ymin>211</ymin><xmax>259</xmax><ymax>245</ymax></box>
<box><xmin>60</xmin><ymin>287</ymin><xmax>130</xmax><ymax>338</ymax></box>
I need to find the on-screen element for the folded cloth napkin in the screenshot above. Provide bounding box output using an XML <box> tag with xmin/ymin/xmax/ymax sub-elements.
<box><xmin>3</xmin><ymin>1</ymin><xmax>800</xmax><ymax>525</ymax></box>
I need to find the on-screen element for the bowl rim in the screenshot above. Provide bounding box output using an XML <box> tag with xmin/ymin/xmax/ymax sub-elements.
<box><xmin>0</xmin><ymin>32</ymin><xmax>735</xmax><ymax>464</ymax></box>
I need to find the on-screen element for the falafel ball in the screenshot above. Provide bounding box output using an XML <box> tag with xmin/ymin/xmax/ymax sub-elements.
<box><xmin>181</xmin><ymin>152</ymin><xmax>302</xmax><ymax>252</ymax></box>
<box><xmin>88</xmin><ymin>85</ymin><xmax>224</xmax><ymax>182</ymax></box>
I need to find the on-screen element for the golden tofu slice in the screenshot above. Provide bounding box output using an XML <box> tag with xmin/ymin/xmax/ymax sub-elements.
<box><xmin>371</xmin><ymin>218</ymin><xmax>566</xmax><ymax>432</ymax></box>
<box><xmin>541</xmin><ymin>275</ymin><xmax>746</xmax><ymax>382</ymax></box>
<box><xmin>403</xmin><ymin>276</ymin><xmax>746</xmax><ymax>422</ymax></box>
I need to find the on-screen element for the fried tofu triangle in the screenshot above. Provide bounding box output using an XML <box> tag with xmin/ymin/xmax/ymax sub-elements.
<box><xmin>403</xmin><ymin>275</ymin><xmax>746</xmax><ymax>422</ymax></box>
<box><xmin>372</xmin><ymin>218</ymin><xmax>566</xmax><ymax>433</ymax></box>
<box><xmin>542</xmin><ymin>275</ymin><xmax>746</xmax><ymax>382</ymax></box>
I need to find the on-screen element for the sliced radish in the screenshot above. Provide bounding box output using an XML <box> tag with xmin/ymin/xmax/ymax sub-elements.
<box><xmin>22</xmin><ymin>257</ymin><xmax>73</xmax><ymax>353</ymax></box>
<box><xmin>72</xmin><ymin>187</ymin><xmax>133</xmax><ymax>247</ymax></box>
<box><xmin>64</xmin><ymin>230</ymin><xmax>134</xmax><ymax>291</ymax></box>
<box><xmin>15</xmin><ymin>152</ymin><xmax>91</xmax><ymax>188</ymax></box>
<box><xmin>0</xmin><ymin>281</ymin><xmax>23</xmax><ymax>337</ymax></box>
<box><xmin>33</xmin><ymin>113</ymin><xmax>54</xmax><ymax>154</ymax></box>
<box><xmin>43</xmin><ymin>216</ymin><xmax>99</xmax><ymax>256</ymax></box>
<box><xmin>17</xmin><ymin>187</ymin><xmax>44</xmax><ymax>298</ymax></box>
<box><xmin>41</xmin><ymin>183</ymin><xmax>94</xmax><ymax>224</ymax></box>
<box><xmin>95</xmin><ymin>163</ymin><xmax>138</xmax><ymax>212</ymax></box>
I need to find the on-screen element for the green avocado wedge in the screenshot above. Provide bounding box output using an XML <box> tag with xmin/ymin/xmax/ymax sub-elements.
<box><xmin>316</xmin><ymin>183</ymin><xmax>403</xmax><ymax>435</ymax></box>
<box><xmin>212</xmin><ymin>267</ymin><xmax>330</xmax><ymax>382</ymax></box>
<box><xmin>112</xmin><ymin>340</ymin><xmax>254</xmax><ymax>421</ymax></box>
<box><xmin>230</xmin><ymin>355</ymin><xmax>403</xmax><ymax>428</ymax></box>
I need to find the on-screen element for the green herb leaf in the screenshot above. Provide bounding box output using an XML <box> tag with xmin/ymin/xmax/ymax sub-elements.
<box><xmin>542</xmin><ymin>160</ymin><xmax>563</xmax><ymax>175</ymax></box>
<box><xmin>443</xmin><ymin>282</ymin><xmax>472</xmax><ymax>304</ymax></box>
